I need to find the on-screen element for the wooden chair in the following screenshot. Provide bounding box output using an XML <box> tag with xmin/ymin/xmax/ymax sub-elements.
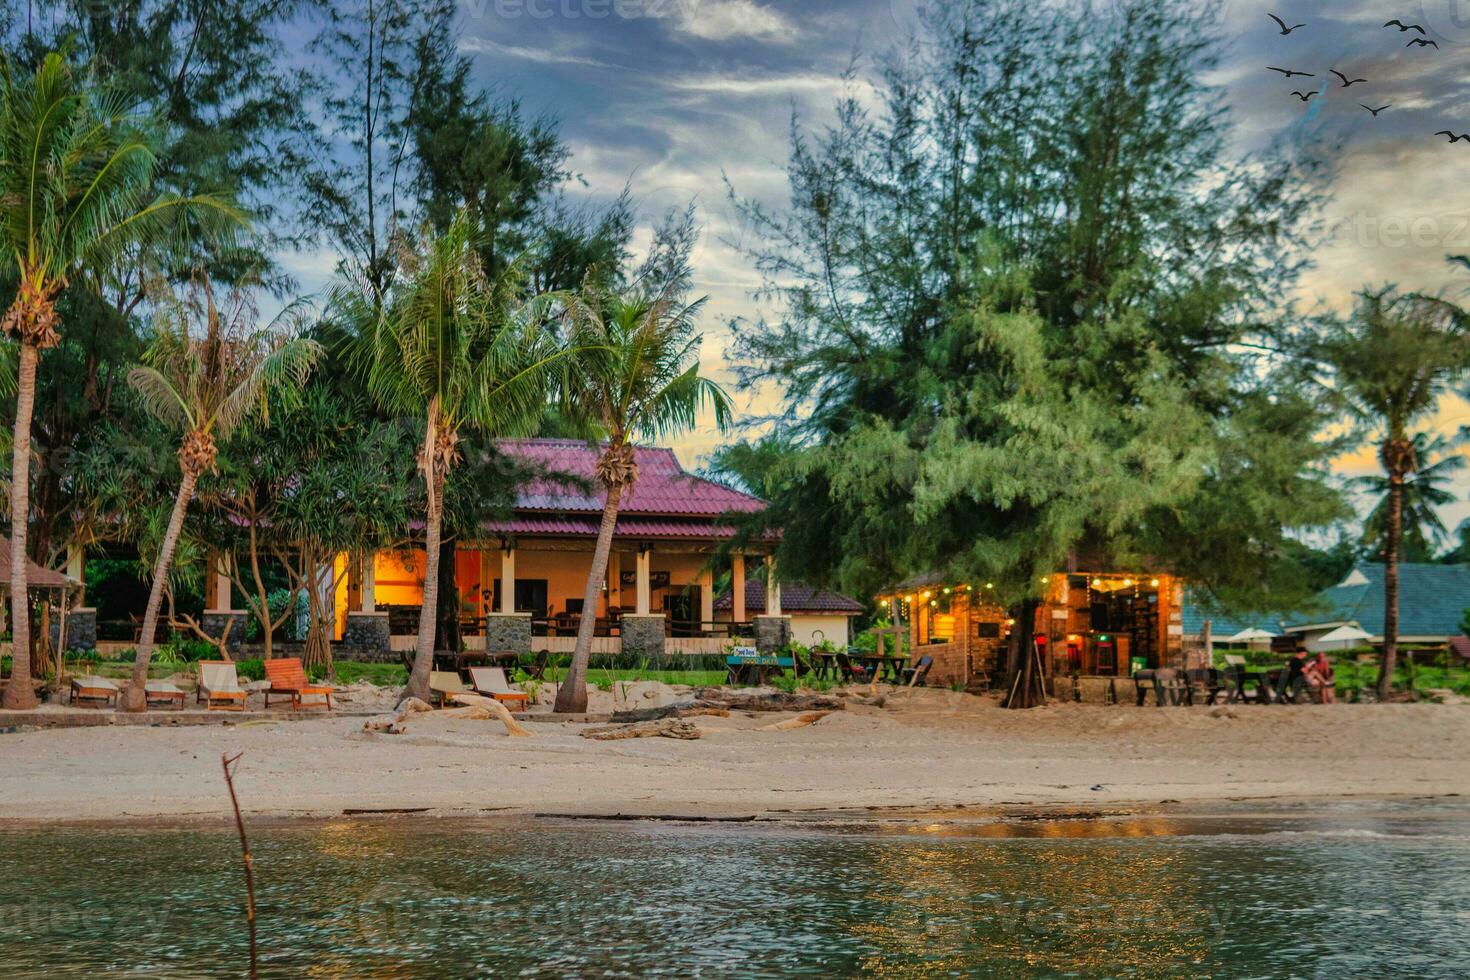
<box><xmin>468</xmin><ymin>666</ymin><xmax>530</xmax><ymax>710</ymax></box>
<box><xmin>197</xmin><ymin>660</ymin><xmax>249</xmax><ymax>711</ymax></box>
<box><xmin>901</xmin><ymin>655</ymin><xmax>934</xmax><ymax>688</ymax></box>
<box><xmin>145</xmin><ymin>681</ymin><xmax>186</xmax><ymax>710</ymax></box>
<box><xmin>1184</xmin><ymin>667</ymin><xmax>1226</xmax><ymax>705</ymax></box>
<box><xmin>429</xmin><ymin>670</ymin><xmax>471</xmax><ymax>707</ymax></box>
<box><xmin>263</xmin><ymin>657</ymin><xmax>333</xmax><ymax>711</ymax></box>
<box><xmin>70</xmin><ymin>675</ymin><xmax>119</xmax><ymax>708</ymax></box>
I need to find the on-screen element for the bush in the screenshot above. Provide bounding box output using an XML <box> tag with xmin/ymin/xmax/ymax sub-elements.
<box><xmin>236</xmin><ymin>658</ymin><xmax>265</xmax><ymax>682</ymax></box>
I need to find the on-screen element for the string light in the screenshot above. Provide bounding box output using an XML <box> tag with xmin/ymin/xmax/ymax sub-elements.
<box><xmin>942</xmin><ymin>587</ymin><xmax>951</xmax><ymax>595</ymax></box>
<box><xmin>1150</xmin><ymin>578</ymin><xmax>1160</xmax><ymax>588</ymax></box>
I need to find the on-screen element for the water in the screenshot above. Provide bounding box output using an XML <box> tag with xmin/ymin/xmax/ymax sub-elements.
<box><xmin>2</xmin><ymin>802</ymin><xmax>1468</xmax><ymax>977</ymax></box>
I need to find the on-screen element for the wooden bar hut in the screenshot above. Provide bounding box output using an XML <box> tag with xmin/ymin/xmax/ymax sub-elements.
<box><xmin>880</xmin><ymin>571</ymin><xmax>1185</xmax><ymax>694</ymax></box>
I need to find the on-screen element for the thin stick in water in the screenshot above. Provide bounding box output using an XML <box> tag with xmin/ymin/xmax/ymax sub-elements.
<box><xmin>222</xmin><ymin>751</ymin><xmax>258</xmax><ymax>979</ymax></box>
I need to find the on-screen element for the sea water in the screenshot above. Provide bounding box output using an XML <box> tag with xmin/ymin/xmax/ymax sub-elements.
<box><xmin>1</xmin><ymin>800</ymin><xmax>1467</xmax><ymax>977</ymax></box>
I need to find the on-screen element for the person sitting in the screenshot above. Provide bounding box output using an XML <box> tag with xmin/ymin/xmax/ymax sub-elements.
<box><xmin>1277</xmin><ymin>647</ymin><xmax>1312</xmax><ymax>703</ymax></box>
<box><xmin>1306</xmin><ymin>651</ymin><xmax>1336</xmax><ymax>704</ymax></box>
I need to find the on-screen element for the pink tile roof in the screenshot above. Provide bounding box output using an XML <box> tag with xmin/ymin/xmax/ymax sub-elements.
<box><xmin>482</xmin><ymin>515</ymin><xmax>747</xmax><ymax>539</ymax></box>
<box><xmin>497</xmin><ymin>438</ymin><xmax>764</xmax><ymax>517</ymax></box>
<box><xmin>714</xmin><ymin>581</ymin><xmax>865</xmax><ymax>615</ymax></box>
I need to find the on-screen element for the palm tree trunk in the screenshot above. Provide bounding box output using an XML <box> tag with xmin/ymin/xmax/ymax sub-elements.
<box><xmin>1377</xmin><ymin>472</ymin><xmax>1404</xmax><ymax>700</ymax></box>
<box><xmin>2</xmin><ymin>343</ymin><xmax>40</xmax><ymax>710</ymax></box>
<box><xmin>124</xmin><ymin>469</ymin><xmax>198</xmax><ymax>712</ymax></box>
<box><xmin>554</xmin><ymin>483</ymin><xmax>622</xmax><ymax>714</ymax></box>
<box><xmin>404</xmin><ymin>410</ymin><xmax>443</xmax><ymax>704</ymax></box>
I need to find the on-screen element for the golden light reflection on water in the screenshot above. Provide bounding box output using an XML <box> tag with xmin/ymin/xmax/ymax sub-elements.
<box><xmin>849</xmin><ymin>819</ymin><xmax>1221</xmax><ymax>975</ymax></box>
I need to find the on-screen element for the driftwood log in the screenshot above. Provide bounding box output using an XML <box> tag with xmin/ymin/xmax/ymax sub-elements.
<box><xmin>609</xmin><ymin>702</ymin><xmax>730</xmax><ymax>723</ymax></box>
<box><xmin>692</xmin><ymin>689</ymin><xmax>846</xmax><ymax>713</ymax></box>
<box><xmin>363</xmin><ymin>695</ymin><xmax>532</xmax><ymax>737</ymax></box>
<box><xmin>581</xmin><ymin>718</ymin><xmax>703</xmax><ymax>740</ymax></box>
<box><xmin>757</xmin><ymin>710</ymin><xmax>831</xmax><ymax>731</ymax></box>
<box><xmin>447</xmin><ymin>694</ymin><xmax>533</xmax><ymax>736</ymax></box>
<box><xmin>362</xmin><ymin>697</ymin><xmax>434</xmax><ymax>734</ymax></box>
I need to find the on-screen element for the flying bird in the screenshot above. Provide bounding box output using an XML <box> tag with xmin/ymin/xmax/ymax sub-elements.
<box><xmin>1408</xmin><ymin>38</ymin><xmax>1440</xmax><ymax>48</ymax></box>
<box><xmin>1360</xmin><ymin>104</ymin><xmax>1391</xmax><ymax>116</ymax></box>
<box><xmin>1291</xmin><ymin>90</ymin><xmax>1317</xmax><ymax>101</ymax></box>
<box><xmin>1383</xmin><ymin>19</ymin><xmax>1426</xmax><ymax>33</ymax></box>
<box><xmin>1331</xmin><ymin>70</ymin><xmax>1367</xmax><ymax>87</ymax></box>
<box><xmin>1434</xmin><ymin>131</ymin><xmax>1470</xmax><ymax>143</ymax></box>
<box><xmin>1267</xmin><ymin>66</ymin><xmax>1315</xmax><ymax>78</ymax></box>
<box><xmin>1268</xmin><ymin>13</ymin><xmax>1305</xmax><ymax>34</ymax></box>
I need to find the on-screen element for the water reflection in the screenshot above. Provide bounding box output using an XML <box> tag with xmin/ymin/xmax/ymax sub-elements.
<box><xmin>1</xmin><ymin>808</ymin><xmax>1468</xmax><ymax>977</ymax></box>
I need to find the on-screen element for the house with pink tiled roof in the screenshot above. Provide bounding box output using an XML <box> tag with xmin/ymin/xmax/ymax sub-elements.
<box><xmin>335</xmin><ymin>438</ymin><xmax>796</xmax><ymax>659</ymax></box>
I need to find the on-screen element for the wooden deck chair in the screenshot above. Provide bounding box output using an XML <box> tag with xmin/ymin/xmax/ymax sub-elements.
<box><xmin>70</xmin><ymin>675</ymin><xmax>119</xmax><ymax>708</ymax></box>
<box><xmin>468</xmin><ymin>666</ymin><xmax>530</xmax><ymax>710</ymax></box>
<box><xmin>263</xmin><ymin>657</ymin><xmax>333</xmax><ymax>711</ymax></box>
<box><xmin>197</xmin><ymin>660</ymin><xmax>248</xmax><ymax>711</ymax></box>
<box><xmin>429</xmin><ymin>670</ymin><xmax>471</xmax><ymax>707</ymax></box>
<box><xmin>145</xmin><ymin>681</ymin><xmax>186</xmax><ymax>710</ymax></box>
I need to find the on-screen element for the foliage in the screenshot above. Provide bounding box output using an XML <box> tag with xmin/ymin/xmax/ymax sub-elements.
<box><xmin>720</xmin><ymin>0</ymin><xmax>1340</xmax><ymax>618</ymax></box>
<box><xmin>1356</xmin><ymin>432</ymin><xmax>1465</xmax><ymax>562</ymax></box>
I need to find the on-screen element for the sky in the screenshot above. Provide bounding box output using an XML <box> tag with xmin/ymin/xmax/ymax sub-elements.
<box><xmin>292</xmin><ymin>0</ymin><xmax>1470</xmax><ymax>540</ymax></box>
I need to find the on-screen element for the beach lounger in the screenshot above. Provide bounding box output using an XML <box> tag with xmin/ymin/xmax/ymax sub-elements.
<box><xmin>70</xmin><ymin>675</ymin><xmax>119</xmax><ymax>708</ymax></box>
<box><xmin>468</xmin><ymin>666</ymin><xmax>530</xmax><ymax>710</ymax></box>
<box><xmin>145</xmin><ymin>681</ymin><xmax>186</xmax><ymax>710</ymax></box>
<box><xmin>197</xmin><ymin>660</ymin><xmax>249</xmax><ymax>711</ymax></box>
<box><xmin>263</xmin><ymin>657</ymin><xmax>333</xmax><ymax>710</ymax></box>
<box><xmin>429</xmin><ymin>670</ymin><xmax>471</xmax><ymax>707</ymax></box>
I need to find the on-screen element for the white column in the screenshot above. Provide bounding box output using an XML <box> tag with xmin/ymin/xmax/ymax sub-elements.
<box><xmin>732</xmin><ymin>553</ymin><xmax>746</xmax><ymax>622</ymax></box>
<box><xmin>699</xmin><ymin>566</ymin><xmax>714</xmax><ymax>634</ymax></box>
<box><xmin>214</xmin><ymin>556</ymin><xmax>232</xmax><ymax>612</ymax></box>
<box><xmin>767</xmin><ymin>557</ymin><xmax>781</xmax><ymax>616</ymax></box>
<box><xmin>500</xmin><ymin>547</ymin><xmax>516</xmax><ymax>614</ymax></box>
<box><xmin>361</xmin><ymin>554</ymin><xmax>376</xmax><ymax>613</ymax></box>
<box><xmin>636</xmin><ymin>547</ymin><xmax>651</xmax><ymax>615</ymax></box>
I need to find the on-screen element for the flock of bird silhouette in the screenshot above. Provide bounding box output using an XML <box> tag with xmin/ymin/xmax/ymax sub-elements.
<box><xmin>1266</xmin><ymin>14</ymin><xmax>1460</xmax><ymax>139</ymax></box>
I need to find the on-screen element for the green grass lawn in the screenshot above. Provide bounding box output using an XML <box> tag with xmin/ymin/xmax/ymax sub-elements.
<box><xmin>335</xmin><ymin>663</ymin><xmax>728</xmax><ymax>689</ymax></box>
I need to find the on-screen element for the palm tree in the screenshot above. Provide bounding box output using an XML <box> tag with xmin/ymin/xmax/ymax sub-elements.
<box><xmin>0</xmin><ymin>54</ymin><xmax>240</xmax><ymax>709</ymax></box>
<box><xmin>552</xmin><ymin>284</ymin><xmax>732</xmax><ymax>714</ymax></box>
<box><xmin>1316</xmin><ymin>288</ymin><xmax>1470</xmax><ymax>699</ymax></box>
<box><xmin>347</xmin><ymin>210</ymin><xmax>561</xmax><ymax>704</ymax></box>
<box><xmin>1356</xmin><ymin>431</ymin><xmax>1465</xmax><ymax>563</ymax></box>
<box><xmin>122</xmin><ymin>279</ymin><xmax>320</xmax><ymax>711</ymax></box>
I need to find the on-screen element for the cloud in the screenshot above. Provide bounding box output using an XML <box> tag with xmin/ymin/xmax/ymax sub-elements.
<box><xmin>458</xmin><ymin>36</ymin><xmax>625</xmax><ymax>71</ymax></box>
<box><xmin>663</xmin><ymin>0</ymin><xmax>794</xmax><ymax>42</ymax></box>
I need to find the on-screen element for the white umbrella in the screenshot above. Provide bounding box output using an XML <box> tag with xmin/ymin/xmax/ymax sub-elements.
<box><xmin>1316</xmin><ymin>624</ymin><xmax>1372</xmax><ymax>650</ymax></box>
<box><xmin>1225</xmin><ymin>627</ymin><xmax>1276</xmax><ymax>643</ymax></box>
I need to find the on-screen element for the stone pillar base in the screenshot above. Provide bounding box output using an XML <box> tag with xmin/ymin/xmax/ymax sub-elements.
<box><xmin>486</xmin><ymin>612</ymin><xmax>533</xmax><ymax>655</ymax></box>
<box><xmin>754</xmin><ymin>615</ymin><xmax>792</xmax><ymax>653</ymax></box>
<box><xmin>52</xmin><ymin>607</ymin><xmax>97</xmax><ymax>652</ymax></box>
<box><xmin>201</xmin><ymin>610</ymin><xmax>249</xmax><ymax>658</ymax></box>
<box><xmin>620</xmin><ymin>614</ymin><xmax>666</xmax><ymax>661</ymax></box>
<box><xmin>344</xmin><ymin>611</ymin><xmax>390</xmax><ymax>654</ymax></box>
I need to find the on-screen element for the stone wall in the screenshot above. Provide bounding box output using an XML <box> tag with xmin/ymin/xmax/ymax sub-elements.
<box><xmin>485</xmin><ymin>613</ymin><xmax>532</xmax><ymax>655</ymax></box>
<box><xmin>51</xmin><ymin>607</ymin><xmax>97</xmax><ymax>652</ymax></box>
<box><xmin>621</xmin><ymin>614</ymin><xmax>666</xmax><ymax>659</ymax></box>
<box><xmin>753</xmin><ymin>615</ymin><xmax>791</xmax><ymax>653</ymax></box>
<box><xmin>343</xmin><ymin>611</ymin><xmax>390</xmax><ymax>655</ymax></box>
<box><xmin>201</xmin><ymin>611</ymin><xmax>249</xmax><ymax>658</ymax></box>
